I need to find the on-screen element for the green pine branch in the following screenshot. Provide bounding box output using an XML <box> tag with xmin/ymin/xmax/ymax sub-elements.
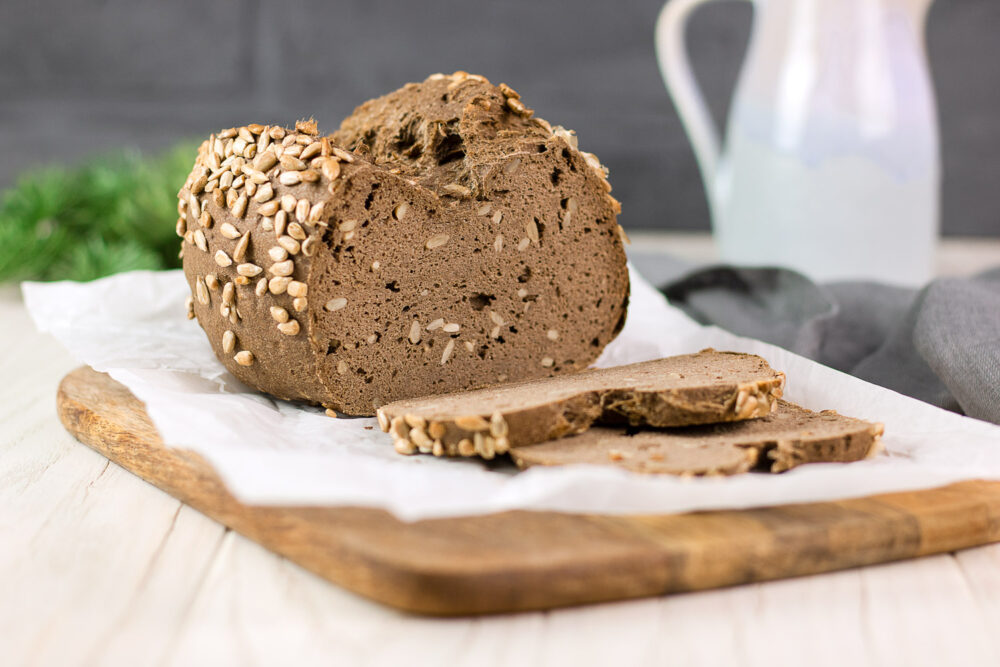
<box><xmin>0</xmin><ymin>143</ymin><xmax>197</xmax><ymax>283</ymax></box>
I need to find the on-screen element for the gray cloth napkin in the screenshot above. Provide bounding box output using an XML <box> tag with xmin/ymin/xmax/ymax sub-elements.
<box><xmin>656</xmin><ymin>262</ymin><xmax>1000</xmax><ymax>424</ymax></box>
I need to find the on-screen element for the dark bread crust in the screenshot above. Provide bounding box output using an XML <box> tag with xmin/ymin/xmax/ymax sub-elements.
<box><xmin>377</xmin><ymin>350</ymin><xmax>786</xmax><ymax>458</ymax></box>
<box><xmin>510</xmin><ymin>400</ymin><xmax>884</xmax><ymax>475</ymax></box>
<box><xmin>178</xmin><ymin>73</ymin><xmax>629</xmax><ymax>415</ymax></box>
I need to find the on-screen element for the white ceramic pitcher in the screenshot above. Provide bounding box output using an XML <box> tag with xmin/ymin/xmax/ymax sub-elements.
<box><xmin>656</xmin><ymin>0</ymin><xmax>939</xmax><ymax>285</ymax></box>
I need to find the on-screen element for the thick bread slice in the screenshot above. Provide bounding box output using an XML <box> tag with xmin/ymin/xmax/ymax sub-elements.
<box><xmin>377</xmin><ymin>350</ymin><xmax>785</xmax><ymax>458</ymax></box>
<box><xmin>510</xmin><ymin>400</ymin><xmax>884</xmax><ymax>475</ymax></box>
<box><xmin>178</xmin><ymin>72</ymin><xmax>628</xmax><ymax>416</ymax></box>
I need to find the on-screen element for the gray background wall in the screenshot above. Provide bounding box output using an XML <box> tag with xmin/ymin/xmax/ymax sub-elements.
<box><xmin>2</xmin><ymin>0</ymin><xmax>998</xmax><ymax>236</ymax></box>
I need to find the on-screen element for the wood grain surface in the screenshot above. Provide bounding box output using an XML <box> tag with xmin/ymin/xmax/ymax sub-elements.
<box><xmin>56</xmin><ymin>366</ymin><xmax>1000</xmax><ymax>616</ymax></box>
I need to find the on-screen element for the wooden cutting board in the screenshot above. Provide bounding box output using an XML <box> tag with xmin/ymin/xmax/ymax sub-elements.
<box><xmin>57</xmin><ymin>366</ymin><xmax>1000</xmax><ymax>616</ymax></box>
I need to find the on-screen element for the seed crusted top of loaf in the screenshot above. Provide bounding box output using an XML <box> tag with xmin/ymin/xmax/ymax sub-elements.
<box><xmin>510</xmin><ymin>400</ymin><xmax>885</xmax><ymax>475</ymax></box>
<box><xmin>177</xmin><ymin>73</ymin><xmax>629</xmax><ymax>415</ymax></box>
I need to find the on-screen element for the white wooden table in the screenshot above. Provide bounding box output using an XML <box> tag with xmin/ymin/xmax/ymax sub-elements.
<box><xmin>4</xmin><ymin>235</ymin><xmax>1000</xmax><ymax>667</ymax></box>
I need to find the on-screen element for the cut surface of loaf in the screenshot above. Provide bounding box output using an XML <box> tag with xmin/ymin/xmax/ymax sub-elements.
<box><xmin>510</xmin><ymin>400</ymin><xmax>884</xmax><ymax>475</ymax></box>
<box><xmin>177</xmin><ymin>72</ymin><xmax>629</xmax><ymax>415</ymax></box>
<box><xmin>377</xmin><ymin>350</ymin><xmax>786</xmax><ymax>458</ymax></box>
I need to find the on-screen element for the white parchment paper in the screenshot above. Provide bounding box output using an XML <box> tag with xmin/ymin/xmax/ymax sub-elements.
<box><xmin>23</xmin><ymin>267</ymin><xmax>1000</xmax><ymax>520</ymax></box>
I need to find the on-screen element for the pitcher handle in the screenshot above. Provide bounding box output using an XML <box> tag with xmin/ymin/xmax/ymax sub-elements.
<box><xmin>655</xmin><ymin>0</ymin><xmax>750</xmax><ymax>188</ymax></box>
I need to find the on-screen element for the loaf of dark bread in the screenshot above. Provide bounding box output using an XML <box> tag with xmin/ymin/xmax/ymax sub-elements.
<box><xmin>510</xmin><ymin>400</ymin><xmax>884</xmax><ymax>475</ymax></box>
<box><xmin>177</xmin><ymin>72</ymin><xmax>629</xmax><ymax>415</ymax></box>
<box><xmin>377</xmin><ymin>350</ymin><xmax>786</xmax><ymax>458</ymax></box>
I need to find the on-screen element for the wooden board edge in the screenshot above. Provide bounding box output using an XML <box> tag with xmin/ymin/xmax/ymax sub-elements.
<box><xmin>55</xmin><ymin>367</ymin><xmax>1000</xmax><ymax>616</ymax></box>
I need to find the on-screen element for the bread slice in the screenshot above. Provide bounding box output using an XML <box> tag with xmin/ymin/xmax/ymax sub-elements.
<box><xmin>377</xmin><ymin>350</ymin><xmax>785</xmax><ymax>458</ymax></box>
<box><xmin>178</xmin><ymin>72</ymin><xmax>628</xmax><ymax>415</ymax></box>
<box><xmin>510</xmin><ymin>400</ymin><xmax>884</xmax><ymax>475</ymax></box>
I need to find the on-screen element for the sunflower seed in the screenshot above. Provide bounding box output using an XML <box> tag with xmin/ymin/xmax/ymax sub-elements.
<box><xmin>489</xmin><ymin>311</ymin><xmax>505</xmax><ymax>326</ymax></box>
<box><xmin>253</xmin><ymin>183</ymin><xmax>274</xmax><ymax>203</ymax></box>
<box><xmin>332</xmin><ymin>147</ymin><xmax>354</xmax><ymax>162</ymax></box>
<box><xmin>193</xmin><ymin>229</ymin><xmax>208</xmax><ymax>252</ymax></box>
<box><xmin>221</xmin><ymin>281</ymin><xmax>234</xmax><ymax>305</ymax></box>
<box><xmin>219</xmin><ymin>171</ymin><xmax>234</xmax><ymax>191</ymax></box>
<box><xmin>292</xmin><ymin>297</ymin><xmax>307</xmax><ymax>312</ymax></box>
<box><xmin>260</xmin><ymin>217</ymin><xmax>273</xmax><ymax>231</ymax></box>
<box><xmin>256</xmin><ymin>132</ymin><xmax>271</xmax><ymax>156</ymax></box>
<box><xmin>492</xmin><ymin>211</ymin><xmax>502</xmax><ymax>225</ymax></box>
<box><xmin>301</xmin><ymin>237</ymin><xmax>317</xmax><ymax>256</ymax></box>
<box><xmin>443</xmin><ymin>323</ymin><xmax>460</xmax><ymax>333</ymax></box>
<box><xmin>337</xmin><ymin>360</ymin><xmax>348</xmax><ymax>375</ymax></box>
<box><xmin>338</xmin><ymin>220</ymin><xmax>357</xmax><ymax>232</ymax></box>
<box><xmin>393</xmin><ymin>203</ymin><xmax>408</xmax><ymax>220</ymax></box>
<box><xmin>277</xmin><ymin>319</ymin><xmax>300</xmax><ymax>336</ymax></box>
<box><xmin>321</xmin><ymin>159</ymin><xmax>341</xmax><ymax>181</ymax></box>
<box><xmin>526</xmin><ymin>219</ymin><xmax>539</xmax><ymax>243</ymax></box>
<box><xmin>371</xmin><ymin>261</ymin><xmax>380</xmax><ymax>271</ymax></box>
<box><xmin>195</xmin><ymin>277</ymin><xmax>209</xmax><ymax>305</ymax></box>
<box><xmin>270</xmin><ymin>259</ymin><xmax>293</xmax><ymax>276</ymax></box>
<box><xmin>409</xmin><ymin>427</ymin><xmax>432</xmax><ymax>449</ymax></box>
<box><xmin>268</xmin><ymin>276</ymin><xmax>291</xmax><ymax>294</ymax></box>
<box><xmin>517</xmin><ymin>237</ymin><xmax>530</xmax><ymax>252</ymax></box>
<box><xmin>234</xmin><ymin>350</ymin><xmax>254</xmax><ymax>366</ymax></box>
<box><xmin>547</xmin><ymin>329</ymin><xmax>559</xmax><ymax>341</ymax></box>
<box><xmin>300</xmin><ymin>141</ymin><xmax>322</xmax><ymax>160</ymax></box>
<box><xmin>253</xmin><ymin>151</ymin><xmax>278</xmax><ymax>172</ymax></box>
<box><xmin>234</xmin><ymin>275</ymin><xmax>249</xmax><ymax>286</ymax></box>
<box><xmin>288</xmin><ymin>218</ymin><xmax>307</xmax><ymax>239</ymax></box>
<box><xmin>218</xmin><ymin>222</ymin><xmax>239</xmax><ymax>239</ymax></box>
<box><xmin>191</xmin><ymin>173</ymin><xmax>208</xmax><ymax>194</ymax></box>
<box><xmin>280</xmin><ymin>155</ymin><xmax>306</xmax><ymax>171</ymax></box>
<box><xmin>279</xmin><ymin>171</ymin><xmax>301</xmax><ymax>186</ymax></box>
<box><xmin>277</xmin><ymin>236</ymin><xmax>300</xmax><ymax>255</ymax></box>
<box><xmin>408</xmin><ymin>320</ymin><xmax>421</xmax><ymax>344</ymax></box>
<box><xmin>477</xmin><ymin>204</ymin><xmax>492</xmax><ymax>216</ymax></box>
<box><xmin>270</xmin><ymin>306</ymin><xmax>289</xmax><ymax>323</ymax></box>
<box><xmin>442</xmin><ymin>183</ymin><xmax>470</xmax><ymax>197</ymax></box>
<box><xmin>222</xmin><ymin>330</ymin><xmax>236</xmax><ymax>353</ymax></box>
<box><xmin>425</xmin><ymin>233</ymin><xmax>449</xmax><ymax>249</ymax></box>
<box><xmin>493</xmin><ymin>235</ymin><xmax>503</xmax><ymax>252</ymax></box>
<box><xmin>324</xmin><ymin>297</ymin><xmax>347</xmax><ymax>312</ymax></box>
<box><xmin>296</xmin><ymin>119</ymin><xmax>318</xmax><ymax>135</ymax></box>
<box><xmin>464</xmin><ymin>341</ymin><xmax>474</xmax><ymax>352</ymax></box>
<box><xmin>255</xmin><ymin>278</ymin><xmax>267</xmax><ymax>296</ymax></box>
<box><xmin>490</xmin><ymin>412</ymin><xmax>508</xmax><ymax>438</ymax></box>
<box><xmin>185</xmin><ymin>296</ymin><xmax>195</xmax><ymax>319</ymax></box>
<box><xmin>287</xmin><ymin>280</ymin><xmax>308</xmax><ymax>297</ymax></box>
<box><xmin>308</xmin><ymin>202</ymin><xmax>325</xmax><ymax>223</ymax></box>
<box><xmin>236</xmin><ymin>263</ymin><xmax>261</xmax><ymax>277</ymax></box>
<box><xmin>205</xmin><ymin>273</ymin><xmax>220</xmax><ymax>290</ymax></box>
<box><xmin>426</xmin><ymin>318</ymin><xmax>444</xmax><ymax>331</ymax></box>
<box><xmin>541</xmin><ymin>357</ymin><xmax>554</xmax><ymax>367</ymax></box>
<box><xmin>274</xmin><ymin>210</ymin><xmax>288</xmax><ymax>237</ymax></box>
<box><xmin>232</xmin><ymin>194</ymin><xmax>248</xmax><ymax>218</ymax></box>
<box><xmin>503</xmin><ymin>158</ymin><xmax>521</xmax><ymax>175</ymax></box>
<box><xmin>212</xmin><ymin>188</ymin><xmax>226</xmax><ymax>208</ymax></box>
<box><xmin>440</xmin><ymin>339</ymin><xmax>455</xmax><ymax>365</ymax></box>
<box><xmin>454</xmin><ymin>415</ymin><xmax>489</xmax><ymax>431</ymax></box>
<box><xmin>457</xmin><ymin>439</ymin><xmax>475</xmax><ymax>457</ymax></box>
<box><xmin>376</xmin><ymin>410</ymin><xmax>390</xmax><ymax>432</ymax></box>
<box><xmin>214</xmin><ymin>250</ymin><xmax>232</xmax><ymax>267</ymax></box>
<box><xmin>188</xmin><ymin>194</ymin><xmax>201</xmax><ymax>219</ymax></box>
<box><xmin>233</xmin><ymin>233</ymin><xmax>250</xmax><ymax>262</ymax></box>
